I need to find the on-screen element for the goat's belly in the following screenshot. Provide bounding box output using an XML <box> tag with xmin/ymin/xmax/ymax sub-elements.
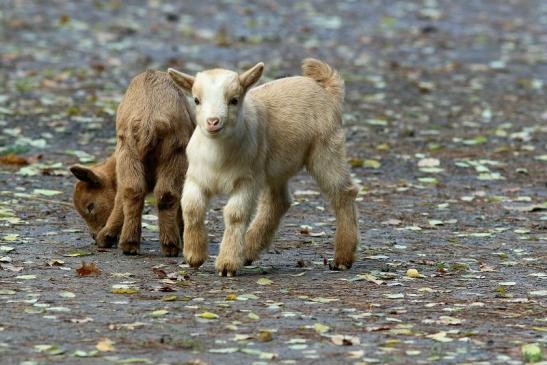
<box><xmin>188</xmin><ymin>165</ymin><xmax>253</xmax><ymax>196</ymax></box>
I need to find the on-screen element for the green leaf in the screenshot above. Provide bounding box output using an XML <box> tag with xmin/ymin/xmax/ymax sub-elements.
<box><xmin>522</xmin><ymin>343</ymin><xmax>543</xmax><ymax>362</ymax></box>
<box><xmin>32</xmin><ymin>189</ymin><xmax>63</xmax><ymax>196</ymax></box>
<box><xmin>64</xmin><ymin>249</ymin><xmax>92</xmax><ymax>257</ymax></box>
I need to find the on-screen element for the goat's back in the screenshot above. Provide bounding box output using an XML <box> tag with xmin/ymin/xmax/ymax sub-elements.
<box><xmin>116</xmin><ymin>70</ymin><xmax>194</xmax><ymax>161</ymax></box>
<box><xmin>248</xmin><ymin>75</ymin><xmax>344</xmax><ymax>180</ymax></box>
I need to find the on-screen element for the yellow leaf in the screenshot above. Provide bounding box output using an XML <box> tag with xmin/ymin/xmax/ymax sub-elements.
<box><xmin>314</xmin><ymin>323</ymin><xmax>330</xmax><ymax>334</ymax></box>
<box><xmin>96</xmin><ymin>338</ymin><xmax>115</xmax><ymax>352</ymax></box>
<box><xmin>256</xmin><ymin>278</ymin><xmax>273</xmax><ymax>286</ymax></box>
<box><xmin>258</xmin><ymin>330</ymin><xmax>273</xmax><ymax>342</ymax></box>
<box><xmin>162</xmin><ymin>294</ymin><xmax>177</xmax><ymax>302</ymax></box>
<box><xmin>406</xmin><ymin>269</ymin><xmax>424</xmax><ymax>278</ymax></box>
<box><xmin>111</xmin><ymin>288</ymin><xmax>139</xmax><ymax>294</ymax></box>
<box><xmin>149</xmin><ymin>309</ymin><xmax>169</xmax><ymax>317</ymax></box>
<box><xmin>196</xmin><ymin>312</ymin><xmax>219</xmax><ymax>320</ymax></box>
<box><xmin>2</xmin><ymin>234</ymin><xmax>19</xmax><ymax>241</ymax></box>
<box><xmin>363</xmin><ymin>159</ymin><xmax>381</xmax><ymax>169</ymax></box>
<box><xmin>225</xmin><ymin>293</ymin><xmax>238</xmax><ymax>301</ymax></box>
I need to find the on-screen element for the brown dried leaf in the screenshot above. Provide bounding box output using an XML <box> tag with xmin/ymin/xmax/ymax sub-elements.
<box><xmin>152</xmin><ymin>267</ymin><xmax>167</xmax><ymax>278</ymax></box>
<box><xmin>0</xmin><ymin>153</ymin><xmax>30</xmax><ymax>165</ymax></box>
<box><xmin>76</xmin><ymin>262</ymin><xmax>101</xmax><ymax>276</ymax></box>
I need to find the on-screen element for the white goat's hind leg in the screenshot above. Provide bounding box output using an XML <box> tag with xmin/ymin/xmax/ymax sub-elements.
<box><xmin>181</xmin><ymin>181</ymin><xmax>210</xmax><ymax>268</ymax></box>
<box><xmin>244</xmin><ymin>183</ymin><xmax>291</xmax><ymax>265</ymax></box>
<box><xmin>307</xmin><ymin>131</ymin><xmax>359</xmax><ymax>270</ymax></box>
<box><xmin>216</xmin><ymin>183</ymin><xmax>257</xmax><ymax>276</ymax></box>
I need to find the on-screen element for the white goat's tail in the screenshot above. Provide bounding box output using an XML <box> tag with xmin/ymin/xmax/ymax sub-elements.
<box><xmin>302</xmin><ymin>58</ymin><xmax>345</xmax><ymax>103</ymax></box>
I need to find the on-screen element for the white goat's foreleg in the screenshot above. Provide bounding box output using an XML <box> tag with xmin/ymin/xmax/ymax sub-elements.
<box><xmin>181</xmin><ymin>180</ymin><xmax>210</xmax><ymax>268</ymax></box>
<box><xmin>216</xmin><ymin>182</ymin><xmax>257</xmax><ymax>276</ymax></box>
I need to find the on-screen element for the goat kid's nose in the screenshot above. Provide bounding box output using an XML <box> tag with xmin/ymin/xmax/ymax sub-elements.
<box><xmin>207</xmin><ymin>117</ymin><xmax>220</xmax><ymax>127</ymax></box>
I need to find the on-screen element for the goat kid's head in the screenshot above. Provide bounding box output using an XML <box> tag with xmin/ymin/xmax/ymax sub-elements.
<box><xmin>168</xmin><ymin>63</ymin><xmax>264</xmax><ymax>138</ymax></box>
<box><xmin>70</xmin><ymin>164</ymin><xmax>116</xmax><ymax>240</ymax></box>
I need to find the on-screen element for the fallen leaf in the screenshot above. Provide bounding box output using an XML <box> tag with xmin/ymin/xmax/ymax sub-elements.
<box><xmin>426</xmin><ymin>331</ymin><xmax>453</xmax><ymax>342</ymax></box>
<box><xmin>406</xmin><ymin>269</ymin><xmax>424</xmax><ymax>278</ymax></box>
<box><xmin>418</xmin><ymin>158</ymin><xmax>440</xmax><ymax>168</ymax></box>
<box><xmin>522</xmin><ymin>343</ymin><xmax>543</xmax><ymax>362</ymax></box>
<box><xmin>96</xmin><ymin>338</ymin><xmax>115</xmax><ymax>352</ymax></box>
<box><xmin>0</xmin><ymin>153</ymin><xmax>30</xmax><ymax>165</ymax></box>
<box><xmin>32</xmin><ymin>189</ymin><xmax>62</xmax><ymax>196</ymax></box>
<box><xmin>148</xmin><ymin>309</ymin><xmax>168</xmax><ymax>317</ymax></box>
<box><xmin>16</xmin><ymin>274</ymin><xmax>36</xmax><ymax>280</ymax></box>
<box><xmin>258</xmin><ymin>330</ymin><xmax>273</xmax><ymax>342</ymax></box>
<box><xmin>226</xmin><ymin>293</ymin><xmax>238</xmax><ymax>301</ymax></box>
<box><xmin>257</xmin><ymin>278</ymin><xmax>273</xmax><ymax>286</ymax></box>
<box><xmin>34</xmin><ymin>344</ymin><xmax>65</xmax><ymax>355</ymax></box>
<box><xmin>152</xmin><ymin>267</ymin><xmax>167</xmax><ymax>278</ymax></box>
<box><xmin>196</xmin><ymin>312</ymin><xmax>219</xmax><ymax>320</ymax></box>
<box><xmin>240</xmin><ymin>348</ymin><xmax>276</xmax><ymax>359</ymax></box>
<box><xmin>64</xmin><ymin>249</ymin><xmax>92</xmax><ymax>257</ymax></box>
<box><xmin>438</xmin><ymin>316</ymin><xmax>463</xmax><ymax>325</ymax></box>
<box><xmin>331</xmin><ymin>334</ymin><xmax>360</xmax><ymax>346</ymax></box>
<box><xmin>209</xmin><ymin>347</ymin><xmax>239</xmax><ymax>354</ymax></box>
<box><xmin>73</xmin><ymin>350</ymin><xmax>98</xmax><ymax>357</ymax></box>
<box><xmin>76</xmin><ymin>262</ymin><xmax>101</xmax><ymax>276</ymax></box>
<box><xmin>111</xmin><ymin>287</ymin><xmax>139</xmax><ymax>295</ymax></box>
<box><xmin>59</xmin><ymin>291</ymin><xmax>76</xmax><ymax>298</ymax></box>
<box><xmin>162</xmin><ymin>294</ymin><xmax>177</xmax><ymax>302</ymax></box>
<box><xmin>247</xmin><ymin>312</ymin><xmax>260</xmax><ymax>320</ymax></box>
<box><xmin>314</xmin><ymin>323</ymin><xmax>330</xmax><ymax>334</ymax></box>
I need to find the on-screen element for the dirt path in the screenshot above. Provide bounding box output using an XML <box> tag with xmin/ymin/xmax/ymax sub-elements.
<box><xmin>1</xmin><ymin>1</ymin><xmax>546</xmax><ymax>364</ymax></box>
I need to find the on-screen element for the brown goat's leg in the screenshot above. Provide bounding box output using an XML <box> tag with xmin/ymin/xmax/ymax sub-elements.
<box><xmin>308</xmin><ymin>132</ymin><xmax>359</xmax><ymax>270</ymax></box>
<box><xmin>96</xmin><ymin>193</ymin><xmax>124</xmax><ymax>248</ymax></box>
<box><xmin>244</xmin><ymin>183</ymin><xmax>291</xmax><ymax>265</ymax></box>
<box><xmin>154</xmin><ymin>164</ymin><xmax>184</xmax><ymax>257</ymax></box>
<box><xmin>118</xmin><ymin>153</ymin><xmax>146</xmax><ymax>255</ymax></box>
<box><xmin>181</xmin><ymin>180</ymin><xmax>209</xmax><ymax>268</ymax></box>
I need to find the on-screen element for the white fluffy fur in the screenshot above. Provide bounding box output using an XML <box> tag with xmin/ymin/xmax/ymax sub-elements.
<box><xmin>169</xmin><ymin>59</ymin><xmax>359</xmax><ymax>276</ymax></box>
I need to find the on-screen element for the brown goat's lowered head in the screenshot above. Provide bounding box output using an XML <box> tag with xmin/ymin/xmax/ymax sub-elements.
<box><xmin>70</xmin><ymin>155</ymin><xmax>117</xmax><ymax>241</ymax></box>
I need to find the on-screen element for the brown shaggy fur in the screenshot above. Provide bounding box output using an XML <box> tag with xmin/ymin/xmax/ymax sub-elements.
<box><xmin>70</xmin><ymin>70</ymin><xmax>195</xmax><ymax>256</ymax></box>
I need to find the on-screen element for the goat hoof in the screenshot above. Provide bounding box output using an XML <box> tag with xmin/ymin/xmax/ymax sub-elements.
<box><xmin>161</xmin><ymin>242</ymin><xmax>180</xmax><ymax>257</ymax></box>
<box><xmin>218</xmin><ymin>268</ymin><xmax>236</xmax><ymax>277</ymax></box>
<box><xmin>186</xmin><ymin>257</ymin><xmax>205</xmax><ymax>269</ymax></box>
<box><xmin>329</xmin><ymin>258</ymin><xmax>353</xmax><ymax>271</ymax></box>
<box><xmin>120</xmin><ymin>241</ymin><xmax>139</xmax><ymax>255</ymax></box>
<box><xmin>96</xmin><ymin>231</ymin><xmax>118</xmax><ymax>248</ymax></box>
<box><xmin>184</xmin><ymin>249</ymin><xmax>207</xmax><ymax>268</ymax></box>
<box><xmin>215</xmin><ymin>257</ymin><xmax>242</xmax><ymax>277</ymax></box>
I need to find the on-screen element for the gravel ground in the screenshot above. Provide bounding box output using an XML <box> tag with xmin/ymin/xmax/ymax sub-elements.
<box><xmin>0</xmin><ymin>1</ymin><xmax>546</xmax><ymax>364</ymax></box>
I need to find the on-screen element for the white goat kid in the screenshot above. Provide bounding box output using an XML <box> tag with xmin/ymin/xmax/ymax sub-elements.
<box><xmin>168</xmin><ymin>58</ymin><xmax>359</xmax><ymax>276</ymax></box>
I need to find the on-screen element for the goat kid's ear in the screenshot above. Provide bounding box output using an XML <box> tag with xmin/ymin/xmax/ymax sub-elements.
<box><xmin>239</xmin><ymin>62</ymin><xmax>264</xmax><ymax>90</ymax></box>
<box><xmin>168</xmin><ymin>68</ymin><xmax>195</xmax><ymax>94</ymax></box>
<box><xmin>69</xmin><ymin>164</ymin><xmax>102</xmax><ymax>186</ymax></box>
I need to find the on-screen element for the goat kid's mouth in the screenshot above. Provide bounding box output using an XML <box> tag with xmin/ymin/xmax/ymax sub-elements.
<box><xmin>205</xmin><ymin>125</ymin><xmax>224</xmax><ymax>135</ymax></box>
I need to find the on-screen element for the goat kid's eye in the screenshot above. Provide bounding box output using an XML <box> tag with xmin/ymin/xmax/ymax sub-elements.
<box><xmin>194</xmin><ymin>97</ymin><xmax>200</xmax><ymax>105</ymax></box>
<box><xmin>229</xmin><ymin>97</ymin><xmax>238</xmax><ymax>106</ymax></box>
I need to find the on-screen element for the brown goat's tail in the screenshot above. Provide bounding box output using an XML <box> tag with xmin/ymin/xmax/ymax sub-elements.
<box><xmin>302</xmin><ymin>58</ymin><xmax>345</xmax><ymax>103</ymax></box>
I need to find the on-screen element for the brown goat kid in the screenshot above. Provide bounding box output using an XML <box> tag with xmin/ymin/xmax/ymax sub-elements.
<box><xmin>70</xmin><ymin>70</ymin><xmax>195</xmax><ymax>256</ymax></box>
